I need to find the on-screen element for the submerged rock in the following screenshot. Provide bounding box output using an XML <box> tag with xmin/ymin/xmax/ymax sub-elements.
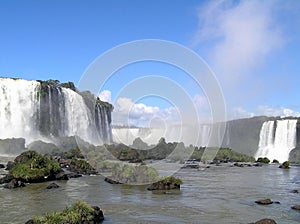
<box><xmin>0</xmin><ymin>164</ymin><xmax>5</xmax><ymax>168</ymax></box>
<box><xmin>290</xmin><ymin>189</ymin><xmax>299</xmax><ymax>194</ymax></box>
<box><xmin>46</xmin><ymin>183</ymin><xmax>59</xmax><ymax>189</ymax></box>
<box><xmin>255</xmin><ymin>199</ymin><xmax>273</xmax><ymax>205</ymax></box>
<box><xmin>254</xmin><ymin>218</ymin><xmax>277</xmax><ymax>224</ymax></box>
<box><xmin>291</xmin><ymin>205</ymin><xmax>300</xmax><ymax>211</ymax></box>
<box><xmin>104</xmin><ymin>177</ymin><xmax>122</xmax><ymax>184</ymax></box>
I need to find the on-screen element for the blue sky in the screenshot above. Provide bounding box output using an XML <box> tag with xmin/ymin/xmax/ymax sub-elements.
<box><xmin>1</xmin><ymin>0</ymin><xmax>300</xmax><ymax>126</ymax></box>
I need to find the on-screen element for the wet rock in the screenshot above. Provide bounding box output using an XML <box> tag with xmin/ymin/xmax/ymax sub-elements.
<box><xmin>254</xmin><ymin>218</ymin><xmax>277</xmax><ymax>224</ymax></box>
<box><xmin>104</xmin><ymin>177</ymin><xmax>122</xmax><ymax>184</ymax></box>
<box><xmin>67</xmin><ymin>173</ymin><xmax>82</xmax><ymax>179</ymax></box>
<box><xmin>255</xmin><ymin>199</ymin><xmax>273</xmax><ymax>205</ymax></box>
<box><xmin>234</xmin><ymin>162</ymin><xmax>244</xmax><ymax>167</ymax></box>
<box><xmin>5</xmin><ymin>161</ymin><xmax>15</xmax><ymax>170</ymax></box>
<box><xmin>147</xmin><ymin>177</ymin><xmax>181</xmax><ymax>191</ymax></box>
<box><xmin>46</xmin><ymin>183</ymin><xmax>60</xmax><ymax>189</ymax></box>
<box><xmin>4</xmin><ymin>179</ymin><xmax>26</xmax><ymax>189</ymax></box>
<box><xmin>290</xmin><ymin>189</ymin><xmax>299</xmax><ymax>193</ymax></box>
<box><xmin>0</xmin><ymin>163</ymin><xmax>5</xmax><ymax>168</ymax></box>
<box><xmin>291</xmin><ymin>205</ymin><xmax>300</xmax><ymax>211</ymax></box>
<box><xmin>55</xmin><ymin>172</ymin><xmax>69</xmax><ymax>180</ymax></box>
<box><xmin>91</xmin><ymin>206</ymin><xmax>105</xmax><ymax>223</ymax></box>
<box><xmin>0</xmin><ymin>174</ymin><xmax>14</xmax><ymax>184</ymax></box>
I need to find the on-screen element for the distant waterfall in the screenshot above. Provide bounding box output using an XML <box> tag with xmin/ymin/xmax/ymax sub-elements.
<box><xmin>255</xmin><ymin>119</ymin><xmax>297</xmax><ymax>162</ymax></box>
<box><xmin>0</xmin><ymin>78</ymin><xmax>112</xmax><ymax>144</ymax></box>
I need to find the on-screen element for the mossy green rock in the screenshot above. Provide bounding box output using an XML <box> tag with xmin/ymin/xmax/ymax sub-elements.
<box><xmin>10</xmin><ymin>151</ymin><xmax>61</xmax><ymax>182</ymax></box>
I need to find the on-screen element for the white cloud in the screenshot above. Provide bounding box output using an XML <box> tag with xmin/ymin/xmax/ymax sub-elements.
<box><xmin>98</xmin><ymin>90</ymin><xmax>111</xmax><ymax>103</ymax></box>
<box><xmin>257</xmin><ymin>106</ymin><xmax>300</xmax><ymax>118</ymax></box>
<box><xmin>231</xmin><ymin>107</ymin><xmax>255</xmax><ymax>119</ymax></box>
<box><xmin>195</xmin><ymin>0</ymin><xmax>284</xmax><ymax>79</ymax></box>
<box><xmin>112</xmin><ymin>97</ymin><xmax>181</xmax><ymax>127</ymax></box>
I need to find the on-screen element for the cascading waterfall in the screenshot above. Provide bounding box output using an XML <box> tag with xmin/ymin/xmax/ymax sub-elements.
<box><xmin>255</xmin><ymin>119</ymin><xmax>297</xmax><ymax>162</ymax></box>
<box><xmin>0</xmin><ymin>78</ymin><xmax>112</xmax><ymax>145</ymax></box>
<box><xmin>62</xmin><ymin>88</ymin><xmax>92</xmax><ymax>141</ymax></box>
<box><xmin>0</xmin><ymin>78</ymin><xmax>40</xmax><ymax>140</ymax></box>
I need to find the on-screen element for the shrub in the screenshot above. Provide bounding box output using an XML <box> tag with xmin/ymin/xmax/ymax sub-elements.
<box><xmin>257</xmin><ymin>157</ymin><xmax>270</xmax><ymax>164</ymax></box>
<box><xmin>33</xmin><ymin>201</ymin><xmax>95</xmax><ymax>223</ymax></box>
<box><xmin>272</xmin><ymin>159</ymin><xmax>279</xmax><ymax>163</ymax></box>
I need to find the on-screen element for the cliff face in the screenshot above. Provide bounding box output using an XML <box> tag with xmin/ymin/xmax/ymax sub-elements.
<box><xmin>0</xmin><ymin>78</ymin><xmax>113</xmax><ymax>144</ymax></box>
<box><xmin>221</xmin><ymin>116</ymin><xmax>270</xmax><ymax>156</ymax></box>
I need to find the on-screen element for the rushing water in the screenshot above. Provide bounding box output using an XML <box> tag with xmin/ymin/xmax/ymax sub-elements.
<box><xmin>1</xmin><ymin>164</ymin><xmax>300</xmax><ymax>224</ymax></box>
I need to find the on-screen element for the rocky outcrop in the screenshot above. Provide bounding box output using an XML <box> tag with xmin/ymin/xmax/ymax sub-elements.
<box><xmin>4</xmin><ymin>179</ymin><xmax>26</xmax><ymax>189</ymax></box>
<box><xmin>253</xmin><ymin>218</ymin><xmax>277</xmax><ymax>224</ymax></box>
<box><xmin>147</xmin><ymin>176</ymin><xmax>182</xmax><ymax>191</ymax></box>
<box><xmin>104</xmin><ymin>177</ymin><xmax>122</xmax><ymax>184</ymax></box>
<box><xmin>291</xmin><ymin>205</ymin><xmax>300</xmax><ymax>211</ymax></box>
<box><xmin>255</xmin><ymin>199</ymin><xmax>279</xmax><ymax>205</ymax></box>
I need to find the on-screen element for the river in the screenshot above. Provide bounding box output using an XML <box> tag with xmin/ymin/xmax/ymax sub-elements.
<box><xmin>1</xmin><ymin>163</ymin><xmax>300</xmax><ymax>224</ymax></box>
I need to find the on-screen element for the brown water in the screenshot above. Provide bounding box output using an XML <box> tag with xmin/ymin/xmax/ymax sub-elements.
<box><xmin>1</xmin><ymin>164</ymin><xmax>300</xmax><ymax>224</ymax></box>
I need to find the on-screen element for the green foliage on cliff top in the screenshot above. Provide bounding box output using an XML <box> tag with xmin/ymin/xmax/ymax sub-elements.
<box><xmin>10</xmin><ymin>151</ymin><xmax>61</xmax><ymax>182</ymax></box>
<box><xmin>32</xmin><ymin>200</ymin><xmax>94</xmax><ymax>224</ymax></box>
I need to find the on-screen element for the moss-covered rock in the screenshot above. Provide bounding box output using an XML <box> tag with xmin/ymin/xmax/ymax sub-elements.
<box><xmin>9</xmin><ymin>151</ymin><xmax>61</xmax><ymax>183</ymax></box>
<box><xmin>279</xmin><ymin>161</ymin><xmax>290</xmax><ymax>169</ymax></box>
<box><xmin>27</xmin><ymin>201</ymin><xmax>104</xmax><ymax>224</ymax></box>
<box><xmin>257</xmin><ymin>157</ymin><xmax>270</xmax><ymax>164</ymax></box>
<box><xmin>147</xmin><ymin>176</ymin><xmax>182</xmax><ymax>191</ymax></box>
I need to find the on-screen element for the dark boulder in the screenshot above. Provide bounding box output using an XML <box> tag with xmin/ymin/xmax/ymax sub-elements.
<box><xmin>5</xmin><ymin>161</ymin><xmax>15</xmax><ymax>170</ymax></box>
<box><xmin>67</xmin><ymin>173</ymin><xmax>82</xmax><ymax>179</ymax></box>
<box><xmin>292</xmin><ymin>205</ymin><xmax>300</xmax><ymax>210</ymax></box>
<box><xmin>0</xmin><ymin>174</ymin><xmax>14</xmax><ymax>184</ymax></box>
<box><xmin>147</xmin><ymin>177</ymin><xmax>182</xmax><ymax>191</ymax></box>
<box><xmin>291</xmin><ymin>189</ymin><xmax>299</xmax><ymax>194</ymax></box>
<box><xmin>234</xmin><ymin>162</ymin><xmax>244</xmax><ymax>167</ymax></box>
<box><xmin>254</xmin><ymin>218</ymin><xmax>277</xmax><ymax>224</ymax></box>
<box><xmin>46</xmin><ymin>183</ymin><xmax>60</xmax><ymax>189</ymax></box>
<box><xmin>255</xmin><ymin>199</ymin><xmax>273</xmax><ymax>205</ymax></box>
<box><xmin>4</xmin><ymin>179</ymin><xmax>26</xmax><ymax>189</ymax></box>
<box><xmin>104</xmin><ymin>177</ymin><xmax>122</xmax><ymax>184</ymax></box>
<box><xmin>55</xmin><ymin>172</ymin><xmax>69</xmax><ymax>180</ymax></box>
<box><xmin>0</xmin><ymin>163</ymin><xmax>5</xmax><ymax>168</ymax></box>
<box><xmin>91</xmin><ymin>206</ymin><xmax>105</xmax><ymax>223</ymax></box>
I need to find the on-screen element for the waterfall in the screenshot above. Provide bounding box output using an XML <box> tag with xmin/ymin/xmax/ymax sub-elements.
<box><xmin>255</xmin><ymin>119</ymin><xmax>297</xmax><ymax>162</ymax></box>
<box><xmin>200</xmin><ymin>124</ymin><xmax>211</xmax><ymax>147</ymax></box>
<box><xmin>0</xmin><ymin>78</ymin><xmax>40</xmax><ymax>141</ymax></box>
<box><xmin>0</xmin><ymin>78</ymin><xmax>112</xmax><ymax>145</ymax></box>
<box><xmin>62</xmin><ymin>88</ymin><xmax>92</xmax><ymax>141</ymax></box>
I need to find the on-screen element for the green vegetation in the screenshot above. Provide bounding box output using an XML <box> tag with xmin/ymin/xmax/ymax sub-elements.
<box><xmin>70</xmin><ymin>158</ymin><xmax>94</xmax><ymax>171</ymax></box>
<box><xmin>61</xmin><ymin>148</ymin><xmax>84</xmax><ymax>159</ymax></box>
<box><xmin>279</xmin><ymin>161</ymin><xmax>290</xmax><ymax>169</ymax></box>
<box><xmin>112</xmin><ymin>164</ymin><xmax>159</xmax><ymax>184</ymax></box>
<box><xmin>10</xmin><ymin>151</ymin><xmax>61</xmax><ymax>182</ymax></box>
<box><xmin>147</xmin><ymin>176</ymin><xmax>183</xmax><ymax>191</ymax></box>
<box><xmin>160</xmin><ymin>176</ymin><xmax>183</xmax><ymax>185</ymax></box>
<box><xmin>32</xmin><ymin>201</ymin><xmax>97</xmax><ymax>224</ymax></box>
<box><xmin>213</xmin><ymin>148</ymin><xmax>255</xmax><ymax>162</ymax></box>
<box><xmin>257</xmin><ymin>157</ymin><xmax>270</xmax><ymax>164</ymax></box>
